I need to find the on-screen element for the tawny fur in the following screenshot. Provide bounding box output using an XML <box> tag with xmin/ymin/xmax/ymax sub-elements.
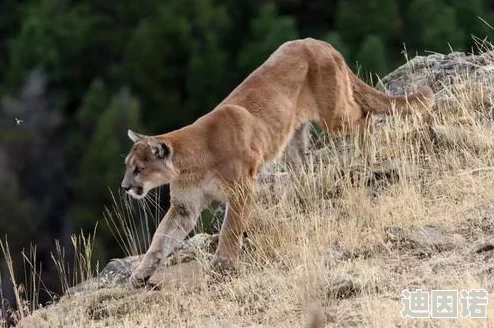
<box><xmin>121</xmin><ymin>38</ymin><xmax>434</xmax><ymax>286</ymax></box>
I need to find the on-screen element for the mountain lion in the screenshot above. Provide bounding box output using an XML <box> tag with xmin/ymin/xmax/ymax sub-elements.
<box><xmin>121</xmin><ymin>38</ymin><xmax>434</xmax><ymax>286</ymax></box>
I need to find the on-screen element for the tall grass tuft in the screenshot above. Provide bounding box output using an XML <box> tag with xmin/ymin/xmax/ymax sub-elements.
<box><xmin>104</xmin><ymin>189</ymin><xmax>165</xmax><ymax>257</ymax></box>
<box><xmin>50</xmin><ymin>226</ymin><xmax>98</xmax><ymax>294</ymax></box>
<box><xmin>0</xmin><ymin>228</ymin><xmax>99</xmax><ymax>327</ymax></box>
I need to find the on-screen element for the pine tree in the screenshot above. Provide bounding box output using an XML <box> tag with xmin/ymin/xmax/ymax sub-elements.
<box><xmin>0</xmin><ymin>0</ymin><xmax>22</xmax><ymax>85</ymax></box>
<box><xmin>355</xmin><ymin>35</ymin><xmax>389</xmax><ymax>77</ymax></box>
<box><xmin>123</xmin><ymin>0</ymin><xmax>231</xmax><ymax>130</ymax></box>
<box><xmin>323</xmin><ymin>31</ymin><xmax>350</xmax><ymax>60</ymax></box>
<box><xmin>8</xmin><ymin>0</ymin><xmax>93</xmax><ymax>90</ymax></box>
<box><xmin>76</xmin><ymin>88</ymin><xmax>142</xmax><ymax>233</ymax></box>
<box><xmin>449</xmin><ymin>0</ymin><xmax>492</xmax><ymax>50</ymax></box>
<box><xmin>335</xmin><ymin>0</ymin><xmax>399</xmax><ymax>46</ymax></box>
<box><xmin>76</xmin><ymin>79</ymin><xmax>109</xmax><ymax>133</ymax></box>
<box><xmin>67</xmin><ymin>78</ymin><xmax>110</xmax><ymax>169</ymax></box>
<box><xmin>407</xmin><ymin>0</ymin><xmax>466</xmax><ymax>53</ymax></box>
<box><xmin>186</xmin><ymin>34</ymin><xmax>229</xmax><ymax>115</ymax></box>
<box><xmin>237</xmin><ymin>3</ymin><xmax>299</xmax><ymax>76</ymax></box>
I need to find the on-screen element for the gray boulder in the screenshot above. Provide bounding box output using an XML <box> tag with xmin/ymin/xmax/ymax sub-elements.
<box><xmin>377</xmin><ymin>50</ymin><xmax>494</xmax><ymax>105</ymax></box>
<box><xmin>67</xmin><ymin>233</ymin><xmax>218</xmax><ymax>293</ymax></box>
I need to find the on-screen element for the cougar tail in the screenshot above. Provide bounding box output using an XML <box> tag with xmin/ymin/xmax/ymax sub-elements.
<box><xmin>349</xmin><ymin>70</ymin><xmax>434</xmax><ymax>115</ymax></box>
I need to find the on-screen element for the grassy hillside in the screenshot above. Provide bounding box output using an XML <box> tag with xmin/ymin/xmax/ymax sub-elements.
<box><xmin>5</xmin><ymin>53</ymin><xmax>494</xmax><ymax>327</ymax></box>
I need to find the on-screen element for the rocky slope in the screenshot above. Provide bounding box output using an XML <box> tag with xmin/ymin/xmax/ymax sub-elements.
<box><xmin>14</xmin><ymin>49</ymin><xmax>494</xmax><ymax>327</ymax></box>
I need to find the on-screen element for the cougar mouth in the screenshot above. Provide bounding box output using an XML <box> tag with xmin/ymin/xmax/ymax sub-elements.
<box><xmin>127</xmin><ymin>186</ymin><xmax>146</xmax><ymax>199</ymax></box>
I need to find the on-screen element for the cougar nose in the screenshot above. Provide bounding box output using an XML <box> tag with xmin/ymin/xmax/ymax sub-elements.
<box><xmin>121</xmin><ymin>184</ymin><xmax>130</xmax><ymax>191</ymax></box>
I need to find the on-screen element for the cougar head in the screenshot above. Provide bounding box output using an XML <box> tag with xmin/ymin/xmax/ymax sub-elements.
<box><xmin>121</xmin><ymin>130</ymin><xmax>178</xmax><ymax>199</ymax></box>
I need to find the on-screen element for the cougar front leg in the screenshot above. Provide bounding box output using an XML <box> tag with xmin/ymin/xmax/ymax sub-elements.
<box><xmin>130</xmin><ymin>200</ymin><xmax>200</xmax><ymax>287</ymax></box>
<box><xmin>212</xmin><ymin>182</ymin><xmax>254</xmax><ymax>272</ymax></box>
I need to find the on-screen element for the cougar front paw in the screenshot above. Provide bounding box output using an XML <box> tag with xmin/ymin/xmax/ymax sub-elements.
<box><xmin>129</xmin><ymin>267</ymin><xmax>152</xmax><ymax>288</ymax></box>
<box><xmin>210</xmin><ymin>255</ymin><xmax>237</xmax><ymax>275</ymax></box>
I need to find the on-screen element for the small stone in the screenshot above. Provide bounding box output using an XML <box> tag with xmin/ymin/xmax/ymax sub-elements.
<box><xmin>165</xmin><ymin>233</ymin><xmax>219</xmax><ymax>266</ymax></box>
<box><xmin>66</xmin><ymin>234</ymin><xmax>218</xmax><ymax>294</ymax></box>
<box><xmin>481</xmin><ymin>216</ymin><xmax>494</xmax><ymax>232</ymax></box>
<box><xmin>384</xmin><ymin>226</ymin><xmax>406</xmax><ymax>243</ymax></box>
<box><xmin>327</xmin><ymin>274</ymin><xmax>361</xmax><ymax>299</ymax></box>
<box><xmin>385</xmin><ymin>225</ymin><xmax>464</xmax><ymax>253</ymax></box>
<box><xmin>475</xmin><ymin>241</ymin><xmax>494</xmax><ymax>254</ymax></box>
<box><xmin>364</xmin><ymin>167</ymin><xmax>400</xmax><ymax>188</ymax></box>
<box><xmin>322</xmin><ymin>247</ymin><xmax>351</xmax><ymax>268</ymax></box>
<box><xmin>409</xmin><ymin>225</ymin><xmax>464</xmax><ymax>253</ymax></box>
<box><xmin>148</xmin><ymin>260</ymin><xmax>205</xmax><ymax>289</ymax></box>
<box><xmin>100</xmin><ymin>257</ymin><xmax>134</xmax><ymax>279</ymax></box>
<box><xmin>176</xmin><ymin>233</ymin><xmax>219</xmax><ymax>254</ymax></box>
<box><xmin>481</xmin><ymin>202</ymin><xmax>494</xmax><ymax>232</ymax></box>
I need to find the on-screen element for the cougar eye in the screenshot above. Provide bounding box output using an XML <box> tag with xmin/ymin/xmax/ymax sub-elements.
<box><xmin>134</xmin><ymin>166</ymin><xmax>144</xmax><ymax>175</ymax></box>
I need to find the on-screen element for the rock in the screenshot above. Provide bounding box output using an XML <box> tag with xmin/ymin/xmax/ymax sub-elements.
<box><xmin>67</xmin><ymin>256</ymin><xmax>141</xmax><ymax>294</ymax></box>
<box><xmin>364</xmin><ymin>162</ymin><xmax>401</xmax><ymax>198</ymax></box>
<box><xmin>481</xmin><ymin>202</ymin><xmax>494</xmax><ymax>232</ymax></box>
<box><xmin>164</xmin><ymin>233</ymin><xmax>218</xmax><ymax>266</ymax></box>
<box><xmin>481</xmin><ymin>216</ymin><xmax>494</xmax><ymax>233</ymax></box>
<box><xmin>100</xmin><ymin>257</ymin><xmax>134</xmax><ymax>280</ymax></box>
<box><xmin>474</xmin><ymin>240</ymin><xmax>494</xmax><ymax>254</ymax></box>
<box><xmin>384</xmin><ymin>225</ymin><xmax>464</xmax><ymax>253</ymax></box>
<box><xmin>326</xmin><ymin>274</ymin><xmax>361</xmax><ymax>299</ymax></box>
<box><xmin>67</xmin><ymin>233</ymin><xmax>218</xmax><ymax>293</ymax></box>
<box><xmin>384</xmin><ymin>226</ymin><xmax>406</xmax><ymax>243</ymax></box>
<box><xmin>376</xmin><ymin>51</ymin><xmax>494</xmax><ymax>101</ymax></box>
<box><xmin>322</xmin><ymin>247</ymin><xmax>351</xmax><ymax>267</ymax></box>
<box><xmin>148</xmin><ymin>260</ymin><xmax>205</xmax><ymax>288</ymax></box>
<box><xmin>364</xmin><ymin>166</ymin><xmax>400</xmax><ymax>188</ymax></box>
<box><xmin>408</xmin><ymin>225</ymin><xmax>464</xmax><ymax>253</ymax></box>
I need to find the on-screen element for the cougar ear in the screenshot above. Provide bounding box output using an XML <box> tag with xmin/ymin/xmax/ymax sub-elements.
<box><xmin>127</xmin><ymin>129</ymin><xmax>147</xmax><ymax>142</ymax></box>
<box><xmin>148</xmin><ymin>137</ymin><xmax>171</xmax><ymax>159</ymax></box>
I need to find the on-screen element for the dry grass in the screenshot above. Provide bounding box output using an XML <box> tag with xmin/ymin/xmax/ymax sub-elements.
<box><xmin>104</xmin><ymin>190</ymin><xmax>164</xmax><ymax>257</ymax></box>
<box><xmin>5</xmin><ymin>57</ymin><xmax>494</xmax><ymax>327</ymax></box>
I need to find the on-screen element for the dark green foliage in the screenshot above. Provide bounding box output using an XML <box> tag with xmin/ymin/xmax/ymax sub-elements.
<box><xmin>77</xmin><ymin>79</ymin><xmax>110</xmax><ymax>133</ymax></box>
<box><xmin>123</xmin><ymin>0</ymin><xmax>231</xmax><ymax>130</ymax></box>
<box><xmin>78</xmin><ymin>88</ymin><xmax>142</xmax><ymax>225</ymax></box>
<box><xmin>407</xmin><ymin>0</ymin><xmax>466</xmax><ymax>52</ymax></box>
<box><xmin>67</xmin><ymin>79</ymin><xmax>110</xmax><ymax>166</ymax></box>
<box><xmin>449</xmin><ymin>0</ymin><xmax>492</xmax><ymax>50</ymax></box>
<box><xmin>323</xmin><ymin>31</ymin><xmax>350</xmax><ymax>61</ymax></box>
<box><xmin>8</xmin><ymin>0</ymin><xmax>94</xmax><ymax>98</ymax></box>
<box><xmin>73</xmin><ymin>88</ymin><xmax>142</xmax><ymax>259</ymax></box>
<box><xmin>238</xmin><ymin>3</ymin><xmax>299</xmax><ymax>75</ymax></box>
<box><xmin>356</xmin><ymin>35</ymin><xmax>389</xmax><ymax>77</ymax></box>
<box><xmin>186</xmin><ymin>34</ymin><xmax>229</xmax><ymax>116</ymax></box>
<box><xmin>336</xmin><ymin>0</ymin><xmax>399</xmax><ymax>44</ymax></box>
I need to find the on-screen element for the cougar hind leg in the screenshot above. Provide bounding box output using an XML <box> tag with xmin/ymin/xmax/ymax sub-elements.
<box><xmin>353</xmin><ymin>115</ymin><xmax>376</xmax><ymax>166</ymax></box>
<box><xmin>317</xmin><ymin>112</ymin><xmax>376</xmax><ymax>167</ymax></box>
<box><xmin>283</xmin><ymin>122</ymin><xmax>310</xmax><ymax>171</ymax></box>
